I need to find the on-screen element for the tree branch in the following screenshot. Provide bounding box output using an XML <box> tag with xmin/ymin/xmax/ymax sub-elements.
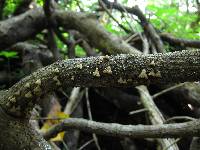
<box><xmin>0</xmin><ymin>7</ymin><xmax>140</xmax><ymax>54</ymax></box>
<box><xmin>161</xmin><ymin>33</ymin><xmax>200</xmax><ymax>49</ymax></box>
<box><xmin>137</xmin><ymin>85</ymin><xmax>179</xmax><ymax>150</ymax></box>
<box><xmin>43</xmin><ymin>118</ymin><xmax>200</xmax><ymax>140</ymax></box>
<box><xmin>101</xmin><ymin>0</ymin><xmax>165</xmax><ymax>53</ymax></box>
<box><xmin>1</xmin><ymin>49</ymin><xmax>200</xmax><ymax>117</ymax></box>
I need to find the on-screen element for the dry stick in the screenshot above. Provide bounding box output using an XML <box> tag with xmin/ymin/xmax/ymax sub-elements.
<box><xmin>85</xmin><ymin>88</ymin><xmax>101</xmax><ymax>150</ymax></box>
<box><xmin>136</xmin><ymin>85</ymin><xmax>179</xmax><ymax>150</ymax></box>
<box><xmin>152</xmin><ymin>82</ymin><xmax>187</xmax><ymax>99</ymax></box>
<box><xmin>64</xmin><ymin>87</ymin><xmax>81</xmax><ymax>115</ymax></box>
<box><xmin>49</xmin><ymin>141</ymin><xmax>61</xmax><ymax>150</ymax></box>
<box><xmin>164</xmin><ymin>139</ymin><xmax>181</xmax><ymax>150</ymax></box>
<box><xmin>43</xmin><ymin>118</ymin><xmax>200</xmax><ymax>140</ymax></box>
<box><xmin>119</xmin><ymin>3</ymin><xmax>144</xmax><ymax>44</ymax></box>
<box><xmin>78</xmin><ymin>139</ymin><xmax>94</xmax><ymax>150</ymax></box>
<box><xmin>189</xmin><ymin>137</ymin><xmax>200</xmax><ymax>150</ymax></box>
<box><xmin>165</xmin><ymin>116</ymin><xmax>196</xmax><ymax>124</ymax></box>
<box><xmin>44</xmin><ymin>0</ymin><xmax>60</xmax><ymax>61</ymax></box>
<box><xmin>63</xmin><ymin>87</ymin><xmax>84</xmax><ymax>150</ymax></box>
<box><xmin>102</xmin><ymin>0</ymin><xmax>164</xmax><ymax>53</ymax></box>
<box><xmin>120</xmin><ymin>12</ymin><xmax>135</xmax><ymax>32</ymax></box>
<box><xmin>117</xmin><ymin>4</ymin><xmax>151</xmax><ymax>60</ymax></box>
<box><xmin>142</xmin><ymin>34</ymin><xmax>150</xmax><ymax>54</ymax></box>
<box><xmin>160</xmin><ymin>33</ymin><xmax>200</xmax><ymax>49</ymax></box>
<box><xmin>129</xmin><ymin>108</ymin><xmax>148</xmax><ymax>115</ymax></box>
<box><xmin>98</xmin><ymin>0</ymin><xmax>130</xmax><ymax>33</ymax></box>
<box><xmin>115</xmin><ymin>5</ymin><xmax>151</xmax><ymax>55</ymax></box>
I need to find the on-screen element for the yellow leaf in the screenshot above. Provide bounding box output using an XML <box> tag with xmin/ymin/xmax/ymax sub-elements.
<box><xmin>40</xmin><ymin>112</ymin><xmax>70</xmax><ymax>141</ymax></box>
<box><xmin>50</xmin><ymin>131</ymin><xmax>65</xmax><ymax>142</ymax></box>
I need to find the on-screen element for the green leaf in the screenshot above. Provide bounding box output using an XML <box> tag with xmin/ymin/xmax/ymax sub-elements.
<box><xmin>0</xmin><ymin>51</ymin><xmax>18</xmax><ymax>58</ymax></box>
<box><xmin>75</xmin><ymin>45</ymin><xmax>86</xmax><ymax>57</ymax></box>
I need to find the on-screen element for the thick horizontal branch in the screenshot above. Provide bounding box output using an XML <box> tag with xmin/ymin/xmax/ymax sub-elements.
<box><xmin>1</xmin><ymin>49</ymin><xmax>200</xmax><ymax>117</ymax></box>
<box><xmin>161</xmin><ymin>33</ymin><xmax>200</xmax><ymax>49</ymax></box>
<box><xmin>0</xmin><ymin>8</ymin><xmax>46</xmax><ymax>49</ymax></box>
<box><xmin>43</xmin><ymin>118</ymin><xmax>200</xmax><ymax>140</ymax></box>
<box><xmin>0</xmin><ymin>7</ymin><xmax>139</xmax><ymax>54</ymax></box>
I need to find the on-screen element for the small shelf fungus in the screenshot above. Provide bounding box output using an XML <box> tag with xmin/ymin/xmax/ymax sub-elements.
<box><xmin>155</xmin><ymin>70</ymin><xmax>162</xmax><ymax>78</ymax></box>
<box><xmin>53</xmin><ymin>76</ymin><xmax>62</xmax><ymax>86</ymax></box>
<box><xmin>99</xmin><ymin>55</ymin><xmax>110</xmax><ymax>61</ymax></box>
<box><xmin>148</xmin><ymin>70</ymin><xmax>156</xmax><ymax>77</ymax></box>
<box><xmin>103</xmin><ymin>66</ymin><xmax>112</xmax><ymax>74</ymax></box>
<box><xmin>138</xmin><ymin>69</ymin><xmax>148</xmax><ymax>79</ymax></box>
<box><xmin>71</xmin><ymin>76</ymin><xmax>75</xmax><ymax>80</ymax></box>
<box><xmin>25</xmin><ymin>91</ymin><xmax>33</xmax><ymax>98</ymax></box>
<box><xmin>24</xmin><ymin>82</ymin><xmax>31</xmax><ymax>88</ymax></box>
<box><xmin>35</xmin><ymin>79</ymin><xmax>42</xmax><ymax>86</ymax></box>
<box><xmin>9</xmin><ymin>97</ymin><xmax>16</xmax><ymax>103</ymax></box>
<box><xmin>33</xmin><ymin>86</ymin><xmax>42</xmax><ymax>96</ymax></box>
<box><xmin>76</xmin><ymin>63</ymin><xmax>83</xmax><ymax>69</ymax></box>
<box><xmin>150</xmin><ymin>60</ymin><xmax>155</xmax><ymax>66</ymax></box>
<box><xmin>93</xmin><ymin>68</ymin><xmax>100</xmax><ymax>77</ymax></box>
<box><xmin>118</xmin><ymin>77</ymin><xmax>127</xmax><ymax>84</ymax></box>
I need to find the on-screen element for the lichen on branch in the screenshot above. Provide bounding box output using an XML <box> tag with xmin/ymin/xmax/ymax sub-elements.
<box><xmin>1</xmin><ymin>49</ymin><xmax>200</xmax><ymax>118</ymax></box>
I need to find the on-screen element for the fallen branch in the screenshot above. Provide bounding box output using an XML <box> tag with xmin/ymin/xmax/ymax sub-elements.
<box><xmin>43</xmin><ymin>118</ymin><xmax>200</xmax><ymax>140</ymax></box>
<box><xmin>1</xmin><ymin>49</ymin><xmax>200</xmax><ymax>117</ymax></box>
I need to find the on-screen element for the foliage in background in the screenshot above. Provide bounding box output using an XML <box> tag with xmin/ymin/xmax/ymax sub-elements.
<box><xmin>0</xmin><ymin>51</ymin><xmax>18</xmax><ymax>59</ymax></box>
<box><xmin>147</xmin><ymin>4</ymin><xmax>200</xmax><ymax>39</ymax></box>
<box><xmin>1</xmin><ymin>0</ymin><xmax>199</xmax><ymax>57</ymax></box>
<box><xmin>3</xmin><ymin>0</ymin><xmax>21</xmax><ymax>17</ymax></box>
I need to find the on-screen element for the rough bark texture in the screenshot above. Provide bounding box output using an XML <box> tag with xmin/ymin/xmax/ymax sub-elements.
<box><xmin>0</xmin><ymin>8</ymin><xmax>140</xmax><ymax>54</ymax></box>
<box><xmin>161</xmin><ymin>33</ymin><xmax>200</xmax><ymax>49</ymax></box>
<box><xmin>43</xmin><ymin>118</ymin><xmax>200</xmax><ymax>140</ymax></box>
<box><xmin>1</xmin><ymin>49</ymin><xmax>200</xmax><ymax>118</ymax></box>
<box><xmin>137</xmin><ymin>85</ymin><xmax>179</xmax><ymax>150</ymax></box>
<box><xmin>54</xmin><ymin>10</ymin><xmax>140</xmax><ymax>54</ymax></box>
<box><xmin>0</xmin><ymin>8</ymin><xmax>46</xmax><ymax>49</ymax></box>
<box><xmin>0</xmin><ymin>107</ymin><xmax>51</xmax><ymax>150</ymax></box>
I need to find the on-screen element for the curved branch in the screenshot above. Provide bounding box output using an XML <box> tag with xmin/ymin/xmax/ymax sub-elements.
<box><xmin>43</xmin><ymin>118</ymin><xmax>200</xmax><ymax>140</ymax></box>
<box><xmin>0</xmin><ymin>8</ymin><xmax>46</xmax><ymax>49</ymax></box>
<box><xmin>1</xmin><ymin>49</ymin><xmax>200</xmax><ymax>117</ymax></box>
<box><xmin>0</xmin><ymin>7</ymin><xmax>140</xmax><ymax>54</ymax></box>
<box><xmin>101</xmin><ymin>0</ymin><xmax>165</xmax><ymax>53</ymax></box>
<box><xmin>54</xmin><ymin>10</ymin><xmax>140</xmax><ymax>54</ymax></box>
<box><xmin>161</xmin><ymin>33</ymin><xmax>200</xmax><ymax>49</ymax></box>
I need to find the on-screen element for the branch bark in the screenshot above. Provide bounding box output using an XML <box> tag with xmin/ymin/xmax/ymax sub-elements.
<box><xmin>161</xmin><ymin>33</ymin><xmax>200</xmax><ymax>49</ymax></box>
<box><xmin>0</xmin><ymin>7</ymin><xmax>140</xmax><ymax>54</ymax></box>
<box><xmin>1</xmin><ymin>49</ymin><xmax>200</xmax><ymax>118</ymax></box>
<box><xmin>101</xmin><ymin>0</ymin><xmax>165</xmax><ymax>53</ymax></box>
<box><xmin>137</xmin><ymin>85</ymin><xmax>179</xmax><ymax>150</ymax></box>
<box><xmin>43</xmin><ymin>118</ymin><xmax>200</xmax><ymax>140</ymax></box>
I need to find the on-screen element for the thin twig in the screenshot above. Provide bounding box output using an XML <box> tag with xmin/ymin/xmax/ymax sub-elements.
<box><xmin>152</xmin><ymin>82</ymin><xmax>187</xmax><ymax>99</ymax></box>
<box><xmin>31</xmin><ymin>117</ymin><xmax>67</xmax><ymax>120</ymax></box>
<box><xmin>163</xmin><ymin>138</ymin><xmax>181</xmax><ymax>150</ymax></box>
<box><xmin>78</xmin><ymin>139</ymin><xmax>94</xmax><ymax>150</ymax></box>
<box><xmin>137</xmin><ymin>85</ymin><xmax>179</xmax><ymax>150</ymax></box>
<box><xmin>165</xmin><ymin>116</ymin><xmax>196</xmax><ymax>124</ymax></box>
<box><xmin>85</xmin><ymin>88</ymin><xmax>101</xmax><ymax>150</ymax></box>
<box><xmin>98</xmin><ymin>0</ymin><xmax>130</xmax><ymax>33</ymax></box>
<box><xmin>129</xmin><ymin>108</ymin><xmax>148</xmax><ymax>115</ymax></box>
